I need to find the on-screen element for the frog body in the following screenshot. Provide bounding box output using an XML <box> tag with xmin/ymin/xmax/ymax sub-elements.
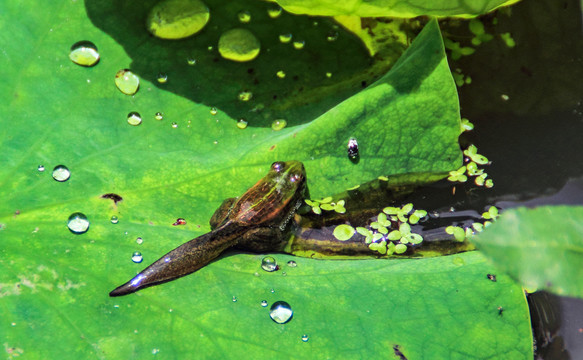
<box><xmin>109</xmin><ymin>161</ymin><xmax>306</xmax><ymax>297</ymax></box>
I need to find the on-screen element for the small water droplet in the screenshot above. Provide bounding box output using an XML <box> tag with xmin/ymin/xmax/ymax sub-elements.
<box><xmin>271</xmin><ymin>288</ymin><xmax>275</xmax><ymax>293</ymax></box>
<box><xmin>110</xmin><ymin>215</ymin><xmax>119</xmax><ymax>224</ymax></box>
<box><xmin>213</xmin><ymin>140</ymin><xmax>218</xmax><ymax>145</ymax></box>
<box><xmin>254</xmin><ymin>272</ymin><xmax>260</xmax><ymax>277</ymax></box>
<box><xmin>271</xmin><ymin>119</ymin><xmax>287</xmax><ymax>131</ymax></box>
<box><xmin>238</xmin><ymin>10</ymin><xmax>251</xmax><ymax>23</ymax></box>
<box><xmin>131</xmin><ymin>251</ymin><xmax>143</xmax><ymax>263</ymax></box>
<box><xmin>218</xmin><ymin>28</ymin><xmax>261</xmax><ymax>62</ymax></box>
<box><xmin>67</xmin><ymin>212</ymin><xmax>90</xmax><ymax>234</ymax></box>
<box><xmin>37</xmin><ymin>165</ymin><xmax>45</xmax><ymax>172</ymax></box>
<box><xmin>325</xmin><ymin>72</ymin><xmax>332</xmax><ymax>78</ymax></box>
<box><xmin>238</xmin><ymin>90</ymin><xmax>253</xmax><ymax>102</ymax></box>
<box><xmin>127</xmin><ymin>112</ymin><xmax>142</xmax><ymax>126</ymax></box>
<box><xmin>267</xmin><ymin>4</ymin><xmax>282</xmax><ymax>18</ymax></box>
<box><xmin>269</xmin><ymin>301</ymin><xmax>293</xmax><ymax>324</ymax></box>
<box><xmin>261</xmin><ymin>300</ymin><xmax>268</xmax><ymax>307</ymax></box>
<box><xmin>136</xmin><ymin>237</ymin><xmax>143</xmax><ymax>245</ymax></box>
<box><xmin>261</xmin><ymin>256</ymin><xmax>278</xmax><ymax>272</ymax></box>
<box><xmin>293</xmin><ymin>40</ymin><xmax>305</xmax><ymax>50</ymax></box>
<box><xmin>171</xmin><ymin>122</ymin><xmax>178</xmax><ymax>128</ymax></box>
<box><xmin>232</xmin><ymin>296</ymin><xmax>237</xmax><ymax>302</ymax></box>
<box><xmin>279</xmin><ymin>33</ymin><xmax>292</xmax><ymax>43</ymax></box>
<box><xmin>69</xmin><ymin>41</ymin><xmax>100</xmax><ymax>67</ymax></box>
<box><xmin>301</xmin><ymin>334</ymin><xmax>309</xmax><ymax>342</ymax></box>
<box><xmin>207</xmin><ymin>45</ymin><xmax>213</xmax><ymax>51</ymax></box>
<box><xmin>287</xmin><ymin>260</ymin><xmax>297</xmax><ymax>267</ymax></box>
<box><xmin>52</xmin><ymin>165</ymin><xmax>71</xmax><ymax>182</ymax></box>
<box><xmin>155</xmin><ymin>112</ymin><xmax>164</xmax><ymax>121</ymax></box>
<box><xmin>115</xmin><ymin>69</ymin><xmax>140</xmax><ymax>95</ymax></box>
<box><xmin>326</xmin><ymin>31</ymin><xmax>339</xmax><ymax>42</ymax></box>
<box><xmin>157</xmin><ymin>72</ymin><xmax>168</xmax><ymax>83</ymax></box>
<box><xmin>282</xmin><ymin>271</ymin><xmax>287</xmax><ymax>276</ymax></box>
<box><xmin>187</xmin><ymin>57</ymin><xmax>197</xmax><ymax>66</ymax></box>
<box><xmin>237</xmin><ymin>118</ymin><xmax>248</xmax><ymax>129</ymax></box>
<box><xmin>210</xmin><ymin>107</ymin><xmax>218</xmax><ymax>115</ymax></box>
<box><xmin>151</xmin><ymin>348</ymin><xmax>159</xmax><ymax>355</ymax></box>
<box><xmin>276</xmin><ymin>70</ymin><xmax>286</xmax><ymax>79</ymax></box>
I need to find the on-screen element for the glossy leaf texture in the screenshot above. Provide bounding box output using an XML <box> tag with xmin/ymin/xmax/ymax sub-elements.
<box><xmin>0</xmin><ymin>0</ymin><xmax>531</xmax><ymax>359</ymax></box>
<box><xmin>474</xmin><ymin>206</ymin><xmax>583</xmax><ymax>299</ymax></box>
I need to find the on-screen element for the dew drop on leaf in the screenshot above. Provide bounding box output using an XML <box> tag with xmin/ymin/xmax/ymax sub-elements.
<box><xmin>110</xmin><ymin>215</ymin><xmax>119</xmax><ymax>224</ymax></box>
<box><xmin>293</xmin><ymin>40</ymin><xmax>305</xmax><ymax>50</ymax></box>
<box><xmin>37</xmin><ymin>165</ymin><xmax>45</xmax><ymax>172</ymax></box>
<box><xmin>261</xmin><ymin>256</ymin><xmax>278</xmax><ymax>272</ymax></box>
<box><xmin>287</xmin><ymin>260</ymin><xmax>297</xmax><ymax>268</ymax></box>
<box><xmin>209</xmin><ymin>107</ymin><xmax>218</xmax><ymax>115</ymax></box>
<box><xmin>326</xmin><ymin>31</ymin><xmax>339</xmax><ymax>42</ymax></box>
<box><xmin>155</xmin><ymin>112</ymin><xmax>164</xmax><ymax>121</ymax></box>
<box><xmin>136</xmin><ymin>237</ymin><xmax>143</xmax><ymax>245</ymax></box>
<box><xmin>171</xmin><ymin>122</ymin><xmax>178</xmax><ymax>128</ymax></box>
<box><xmin>238</xmin><ymin>90</ymin><xmax>253</xmax><ymax>102</ymax></box>
<box><xmin>232</xmin><ymin>296</ymin><xmax>237</xmax><ymax>302</ymax></box>
<box><xmin>218</xmin><ymin>28</ymin><xmax>261</xmax><ymax>62</ymax></box>
<box><xmin>156</xmin><ymin>73</ymin><xmax>168</xmax><ymax>83</ymax></box>
<box><xmin>131</xmin><ymin>251</ymin><xmax>143</xmax><ymax>263</ymax></box>
<box><xmin>261</xmin><ymin>300</ymin><xmax>268</xmax><ymax>307</ymax></box>
<box><xmin>267</xmin><ymin>4</ymin><xmax>282</xmax><ymax>18</ymax></box>
<box><xmin>115</xmin><ymin>69</ymin><xmax>140</xmax><ymax>95</ymax></box>
<box><xmin>301</xmin><ymin>334</ymin><xmax>309</xmax><ymax>342</ymax></box>
<box><xmin>187</xmin><ymin>58</ymin><xmax>197</xmax><ymax>66</ymax></box>
<box><xmin>67</xmin><ymin>212</ymin><xmax>89</xmax><ymax>234</ymax></box>
<box><xmin>276</xmin><ymin>70</ymin><xmax>286</xmax><ymax>79</ymax></box>
<box><xmin>238</xmin><ymin>10</ymin><xmax>251</xmax><ymax>23</ymax></box>
<box><xmin>279</xmin><ymin>33</ymin><xmax>292</xmax><ymax>43</ymax></box>
<box><xmin>269</xmin><ymin>301</ymin><xmax>293</xmax><ymax>324</ymax></box>
<box><xmin>52</xmin><ymin>165</ymin><xmax>70</xmax><ymax>182</ymax></box>
<box><xmin>271</xmin><ymin>119</ymin><xmax>287</xmax><ymax>131</ymax></box>
<box><xmin>69</xmin><ymin>41</ymin><xmax>100</xmax><ymax>67</ymax></box>
<box><xmin>237</xmin><ymin>118</ymin><xmax>248</xmax><ymax>129</ymax></box>
<box><xmin>127</xmin><ymin>112</ymin><xmax>142</xmax><ymax>126</ymax></box>
<box><xmin>146</xmin><ymin>0</ymin><xmax>210</xmax><ymax>40</ymax></box>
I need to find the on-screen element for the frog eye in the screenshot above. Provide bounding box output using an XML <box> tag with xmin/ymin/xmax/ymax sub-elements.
<box><xmin>271</xmin><ymin>162</ymin><xmax>285</xmax><ymax>172</ymax></box>
<box><xmin>290</xmin><ymin>173</ymin><xmax>302</xmax><ymax>183</ymax></box>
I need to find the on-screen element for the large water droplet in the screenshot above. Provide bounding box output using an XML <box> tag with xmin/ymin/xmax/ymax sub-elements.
<box><xmin>238</xmin><ymin>10</ymin><xmax>251</xmax><ymax>23</ymax></box>
<box><xmin>131</xmin><ymin>251</ymin><xmax>143</xmax><ymax>263</ymax></box>
<box><xmin>52</xmin><ymin>165</ymin><xmax>71</xmax><ymax>182</ymax></box>
<box><xmin>279</xmin><ymin>33</ymin><xmax>292</xmax><ymax>43</ymax></box>
<box><xmin>218</xmin><ymin>28</ymin><xmax>261</xmax><ymax>62</ymax></box>
<box><xmin>115</xmin><ymin>69</ymin><xmax>140</xmax><ymax>95</ymax></box>
<box><xmin>293</xmin><ymin>40</ymin><xmax>305</xmax><ymax>50</ymax></box>
<box><xmin>269</xmin><ymin>301</ymin><xmax>293</xmax><ymax>324</ymax></box>
<box><xmin>238</xmin><ymin>90</ymin><xmax>253</xmax><ymax>102</ymax></box>
<box><xmin>261</xmin><ymin>256</ymin><xmax>278</xmax><ymax>272</ymax></box>
<box><xmin>271</xmin><ymin>119</ymin><xmax>287</xmax><ymax>131</ymax></box>
<box><xmin>261</xmin><ymin>300</ymin><xmax>268</xmax><ymax>307</ymax></box>
<box><xmin>237</xmin><ymin>118</ymin><xmax>248</xmax><ymax>129</ymax></box>
<box><xmin>69</xmin><ymin>41</ymin><xmax>100</xmax><ymax>67</ymax></box>
<box><xmin>67</xmin><ymin>212</ymin><xmax>89</xmax><ymax>234</ymax></box>
<box><xmin>146</xmin><ymin>0</ymin><xmax>210</xmax><ymax>40</ymax></box>
<box><xmin>127</xmin><ymin>112</ymin><xmax>142</xmax><ymax>126</ymax></box>
<box><xmin>267</xmin><ymin>4</ymin><xmax>282</xmax><ymax>18</ymax></box>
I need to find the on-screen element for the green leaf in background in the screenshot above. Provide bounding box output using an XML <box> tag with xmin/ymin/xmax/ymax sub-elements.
<box><xmin>473</xmin><ymin>206</ymin><xmax>583</xmax><ymax>299</ymax></box>
<box><xmin>274</xmin><ymin>0</ymin><xmax>521</xmax><ymax>18</ymax></box>
<box><xmin>0</xmin><ymin>0</ymin><xmax>531</xmax><ymax>358</ymax></box>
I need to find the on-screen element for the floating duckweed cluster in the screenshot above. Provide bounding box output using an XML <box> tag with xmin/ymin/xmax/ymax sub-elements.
<box><xmin>448</xmin><ymin>145</ymin><xmax>493</xmax><ymax>188</ymax></box>
<box><xmin>460</xmin><ymin>118</ymin><xmax>474</xmax><ymax>132</ymax></box>
<box><xmin>331</xmin><ymin>203</ymin><xmax>427</xmax><ymax>256</ymax></box>
<box><xmin>446</xmin><ymin>205</ymin><xmax>499</xmax><ymax>242</ymax></box>
<box><xmin>305</xmin><ymin>197</ymin><xmax>345</xmax><ymax>215</ymax></box>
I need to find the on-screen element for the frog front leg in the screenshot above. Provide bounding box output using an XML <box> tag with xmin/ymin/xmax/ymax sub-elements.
<box><xmin>209</xmin><ymin>197</ymin><xmax>237</xmax><ymax>229</ymax></box>
<box><xmin>236</xmin><ymin>227</ymin><xmax>288</xmax><ymax>253</ymax></box>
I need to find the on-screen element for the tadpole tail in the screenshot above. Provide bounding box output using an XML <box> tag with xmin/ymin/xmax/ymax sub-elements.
<box><xmin>109</xmin><ymin>226</ymin><xmax>238</xmax><ymax>297</ymax></box>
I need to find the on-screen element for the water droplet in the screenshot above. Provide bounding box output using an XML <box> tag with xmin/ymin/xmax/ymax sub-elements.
<box><xmin>293</xmin><ymin>40</ymin><xmax>305</xmax><ymax>50</ymax></box>
<box><xmin>232</xmin><ymin>296</ymin><xmax>237</xmax><ymax>302</ymax></box>
<box><xmin>238</xmin><ymin>10</ymin><xmax>251</xmax><ymax>23</ymax></box>
<box><xmin>269</xmin><ymin>301</ymin><xmax>293</xmax><ymax>324</ymax></box>
<box><xmin>151</xmin><ymin>348</ymin><xmax>160</xmax><ymax>355</ymax></box>
<box><xmin>37</xmin><ymin>165</ymin><xmax>45</xmax><ymax>172</ymax></box>
<box><xmin>301</xmin><ymin>334</ymin><xmax>309</xmax><ymax>342</ymax></box>
<box><xmin>115</xmin><ymin>69</ymin><xmax>140</xmax><ymax>95</ymax></box>
<box><xmin>67</xmin><ymin>212</ymin><xmax>89</xmax><ymax>234</ymax></box>
<box><xmin>52</xmin><ymin>165</ymin><xmax>71</xmax><ymax>182</ymax></box>
<box><xmin>287</xmin><ymin>260</ymin><xmax>297</xmax><ymax>267</ymax></box>
<box><xmin>69</xmin><ymin>41</ymin><xmax>100</xmax><ymax>67</ymax></box>
<box><xmin>276</xmin><ymin>70</ymin><xmax>286</xmax><ymax>79</ymax></box>
<box><xmin>267</xmin><ymin>4</ymin><xmax>282</xmax><ymax>18</ymax></box>
<box><xmin>218</xmin><ymin>28</ymin><xmax>261</xmax><ymax>62</ymax></box>
<box><xmin>325</xmin><ymin>72</ymin><xmax>332</xmax><ymax>78</ymax></box>
<box><xmin>282</xmin><ymin>271</ymin><xmax>287</xmax><ymax>276</ymax></box>
<box><xmin>171</xmin><ymin>122</ymin><xmax>178</xmax><ymax>128</ymax></box>
<box><xmin>157</xmin><ymin>73</ymin><xmax>168</xmax><ymax>83</ymax></box>
<box><xmin>271</xmin><ymin>288</ymin><xmax>275</xmax><ymax>293</ymax></box>
<box><xmin>131</xmin><ymin>251</ymin><xmax>143</xmax><ymax>263</ymax></box>
<box><xmin>155</xmin><ymin>112</ymin><xmax>164</xmax><ymax>121</ymax></box>
<box><xmin>146</xmin><ymin>0</ymin><xmax>210</xmax><ymax>40</ymax></box>
<box><xmin>110</xmin><ymin>215</ymin><xmax>119</xmax><ymax>224</ymax></box>
<box><xmin>187</xmin><ymin>57</ymin><xmax>197</xmax><ymax>66</ymax></box>
<box><xmin>279</xmin><ymin>33</ymin><xmax>292</xmax><ymax>43</ymax></box>
<box><xmin>261</xmin><ymin>300</ymin><xmax>268</xmax><ymax>307</ymax></box>
<box><xmin>127</xmin><ymin>112</ymin><xmax>142</xmax><ymax>126</ymax></box>
<box><xmin>326</xmin><ymin>31</ymin><xmax>339</xmax><ymax>42</ymax></box>
<box><xmin>210</xmin><ymin>107</ymin><xmax>218</xmax><ymax>115</ymax></box>
<box><xmin>271</xmin><ymin>119</ymin><xmax>287</xmax><ymax>131</ymax></box>
<box><xmin>237</xmin><ymin>118</ymin><xmax>248</xmax><ymax>129</ymax></box>
<box><xmin>136</xmin><ymin>237</ymin><xmax>143</xmax><ymax>245</ymax></box>
<box><xmin>261</xmin><ymin>256</ymin><xmax>278</xmax><ymax>272</ymax></box>
<box><xmin>238</xmin><ymin>90</ymin><xmax>253</xmax><ymax>102</ymax></box>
